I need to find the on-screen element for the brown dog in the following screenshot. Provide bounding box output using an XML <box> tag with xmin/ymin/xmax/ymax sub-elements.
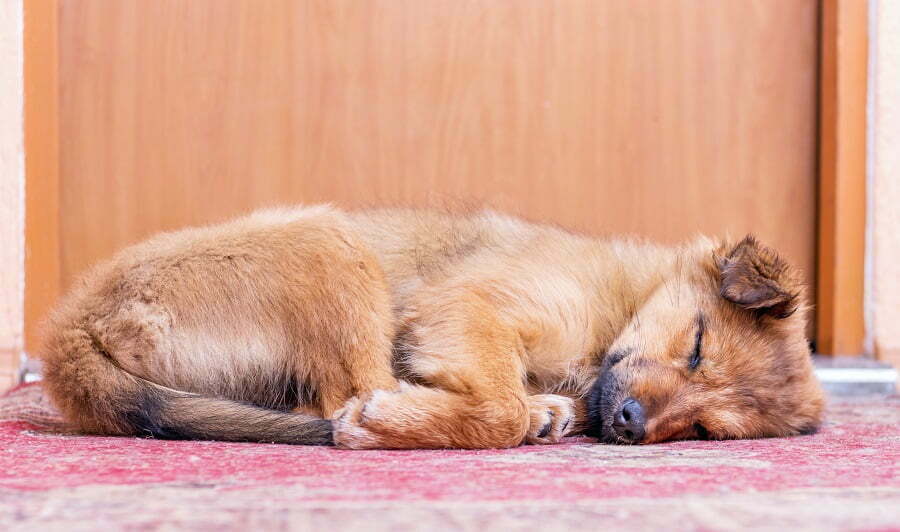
<box><xmin>38</xmin><ymin>205</ymin><xmax>824</xmax><ymax>449</ymax></box>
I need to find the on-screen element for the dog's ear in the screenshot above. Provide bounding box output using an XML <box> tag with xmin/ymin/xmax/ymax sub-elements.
<box><xmin>717</xmin><ymin>235</ymin><xmax>802</xmax><ymax>319</ymax></box>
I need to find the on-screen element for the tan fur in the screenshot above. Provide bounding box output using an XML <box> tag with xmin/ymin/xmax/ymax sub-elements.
<box><xmin>39</xmin><ymin>205</ymin><xmax>825</xmax><ymax>449</ymax></box>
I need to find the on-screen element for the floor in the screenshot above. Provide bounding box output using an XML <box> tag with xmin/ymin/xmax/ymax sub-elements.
<box><xmin>0</xmin><ymin>383</ymin><xmax>898</xmax><ymax>531</ymax></box>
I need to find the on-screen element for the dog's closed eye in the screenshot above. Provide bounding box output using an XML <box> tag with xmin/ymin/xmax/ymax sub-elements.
<box><xmin>689</xmin><ymin>315</ymin><xmax>704</xmax><ymax>370</ymax></box>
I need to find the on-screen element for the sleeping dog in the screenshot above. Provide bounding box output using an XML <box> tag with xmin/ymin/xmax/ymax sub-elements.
<box><xmin>40</xmin><ymin>205</ymin><xmax>824</xmax><ymax>448</ymax></box>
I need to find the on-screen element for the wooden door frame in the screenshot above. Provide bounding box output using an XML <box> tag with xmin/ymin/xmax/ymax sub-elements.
<box><xmin>15</xmin><ymin>0</ymin><xmax>868</xmax><ymax>387</ymax></box>
<box><xmin>816</xmin><ymin>0</ymin><xmax>868</xmax><ymax>357</ymax></box>
<box><xmin>24</xmin><ymin>0</ymin><xmax>61</xmax><ymax>360</ymax></box>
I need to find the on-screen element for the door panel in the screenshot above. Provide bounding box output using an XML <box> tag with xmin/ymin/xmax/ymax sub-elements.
<box><xmin>58</xmin><ymin>0</ymin><xmax>818</xmax><ymax>315</ymax></box>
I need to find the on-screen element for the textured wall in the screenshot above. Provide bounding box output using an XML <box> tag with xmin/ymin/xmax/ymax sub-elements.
<box><xmin>872</xmin><ymin>0</ymin><xmax>900</xmax><ymax>365</ymax></box>
<box><xmin>0</xmin><ymin>0</ymin><xmax>24</xmax><ymax>387</ymax></box>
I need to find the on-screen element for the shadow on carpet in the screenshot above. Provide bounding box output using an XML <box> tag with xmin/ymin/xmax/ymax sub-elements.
<box><xmin>1</xmin><ymin>383</ymin><xmax>898</xmax><ymax>531</ymax></box>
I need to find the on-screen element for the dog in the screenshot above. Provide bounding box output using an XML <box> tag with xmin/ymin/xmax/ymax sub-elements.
<box><xmin>38</xmin><ymin>205</ymin><xmax>825</xmax><ymax>449</ymax></box>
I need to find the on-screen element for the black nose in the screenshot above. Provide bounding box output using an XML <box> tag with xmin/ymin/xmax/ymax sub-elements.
<box><xmin>613</xmin><ymin>398</ymin><xmax>646</xmax><ymax>443</ymax></box>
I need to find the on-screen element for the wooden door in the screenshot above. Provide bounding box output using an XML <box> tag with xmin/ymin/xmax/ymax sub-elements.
<box><xmin>52</xmin><ymin>0</ymin><xmax>819</xmax><ymax>329</ymax></box>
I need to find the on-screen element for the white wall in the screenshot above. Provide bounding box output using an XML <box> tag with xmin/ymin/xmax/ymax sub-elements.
<box><xmin>0</xmin><ymin>0</ymin><xmax>24</xmax><ymax>388</ymax></box>
<box><xmin>871</xmin><ymin>0</ymin><xmax>900</xmax><ymax>366</ymax></box>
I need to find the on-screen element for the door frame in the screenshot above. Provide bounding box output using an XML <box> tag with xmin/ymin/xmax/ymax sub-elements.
<box><xmin>23</xmin><ymin>0</ymin><xmax>61</xmax><ymax>360</ymax></box>
<box><xmin>816</xmin><ymin>0</ymin><xmax>868</xmax><ymax>356</ymax></box>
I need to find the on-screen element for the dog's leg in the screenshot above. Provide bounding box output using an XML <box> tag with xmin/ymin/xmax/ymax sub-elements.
<box><xmin>289</xmin><ymin>241</ymin><xmax>401</xmax><ymax>418</ymax></box>
<box><xmin>333</xmin><ymin>288</ymin><xmax>570</xmax><ymax>449</ymax></box>
<box><xmin>312</xmin><ymin>314</ymin><xmax>399</xmax><ymax>417</ymax></box>
<box><xmin>332</xmin><ymin>382</ymin><xmax>529</xmax><ymax>449</ymax></box>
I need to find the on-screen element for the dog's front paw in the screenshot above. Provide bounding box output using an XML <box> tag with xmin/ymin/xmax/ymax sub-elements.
<box><xmin>525</xmin><ymin>394</ymin><xmax>575</xmax><ymax>445</ymax></box>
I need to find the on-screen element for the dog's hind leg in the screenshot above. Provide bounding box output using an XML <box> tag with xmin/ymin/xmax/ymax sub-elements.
<box><xmin>283</xmin><ymin>239</ymin><xmax>401</xmax><ymax>418</ymax></box>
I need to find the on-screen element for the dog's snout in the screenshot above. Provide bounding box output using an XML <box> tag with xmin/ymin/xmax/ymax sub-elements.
<box><xmin>613</xmin><ymin>398</ymin><xmax>645</xmax><ymax>443</ymax></box>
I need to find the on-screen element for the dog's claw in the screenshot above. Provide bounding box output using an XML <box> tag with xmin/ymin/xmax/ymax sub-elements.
<box><xmin>537</xmin><ymin>418</ymin><xmax>553</xmax><ymax>438</ymax></box>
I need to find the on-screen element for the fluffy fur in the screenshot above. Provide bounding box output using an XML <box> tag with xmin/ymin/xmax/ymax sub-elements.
<box><xmin>39</xmin><ymin>205</ymin><xmax>825</xmax><ymax>449</ymax></box>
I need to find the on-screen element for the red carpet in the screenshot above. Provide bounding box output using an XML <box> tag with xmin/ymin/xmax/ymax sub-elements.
<box><xmin>0</xmin><ymin>383</ymin><xmax>898</xmax><ymax>530</ymax></box>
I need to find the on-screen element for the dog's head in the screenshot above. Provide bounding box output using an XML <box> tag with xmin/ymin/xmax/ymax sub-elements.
<box><xmin>586</xmin><ymin>235</ymin><xmax>824</xmax><ymax>444</ymax></box>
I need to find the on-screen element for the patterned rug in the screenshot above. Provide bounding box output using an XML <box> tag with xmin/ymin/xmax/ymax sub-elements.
<box><xmin>0</xmin><ymin>383</ymin><xmax>898</xmax><ymax>531</ymax></box>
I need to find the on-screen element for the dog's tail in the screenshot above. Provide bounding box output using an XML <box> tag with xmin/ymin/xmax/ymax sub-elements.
<box><xmin>40</xmin><ymin>326</ymin><xmax>333</xmax><ymax>445</ymax></box>
<box><xmin>121</xmin><ymin>385</ymin><xmax>334</xmax><ymax>445</ymax></box>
